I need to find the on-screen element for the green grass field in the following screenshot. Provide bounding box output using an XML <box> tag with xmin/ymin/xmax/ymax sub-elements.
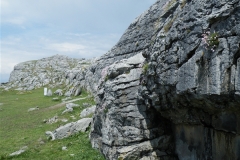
<box><xmin>0</xmin><ymin>88</ymin><xmax>104</xmax><ymax>160</ymax></box>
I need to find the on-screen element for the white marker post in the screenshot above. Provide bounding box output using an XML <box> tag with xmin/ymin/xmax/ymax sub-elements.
<box><xmin>44</xmin><ymin>88</ymin><xmax>48</xmax><ymax>96</ymax></box>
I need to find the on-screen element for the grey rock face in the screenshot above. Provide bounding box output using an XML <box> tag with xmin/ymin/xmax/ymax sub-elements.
<box><xmin>90</xmin><ymin>53</ymin><xmax>176</xmax><ymax>159</ymax></box>
<box><xmin>138</xmin><ymin>0</ymin><xmax>240</xmax><ymax>159</ymax></box>
<box><xmin>90</xmin><ymin>0</ymin><xmax>240</xmax><ymax>159</ymax></box>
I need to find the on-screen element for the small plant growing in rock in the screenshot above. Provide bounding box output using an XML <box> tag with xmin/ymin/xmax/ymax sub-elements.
<box><xmin>125</xmin><ymin>70</ymin><xmax>130</xmax><ymax>74</ymax></box>
<box><xmin>180</xmin><ymin>0</ymin><xmax>187</xmax><ymax>8</ymax></box>
<box><xmin>118</xmin><ymin>157</ymin><xmax>124</xmax><ymax>160</ymax></box>
<box><xmin>163</xmin><ymin>16</ymin><xmax>177</xmax><ymax>33</ymax></box>
<box><xmin>101</xmin><ymin>66</ymin><xmax>109</xmax><ymax>81</ymax></box>
<box><xmin>104</xmin><ymin>75</ymin><xmax>109</xmax><ymax>82</ymax></box>
<box><xmin>135</xmin><ymin>41</ymin><xmax>139</xmax><ymax>47</ymax></box>
<box><xmin>202</xmin><ymin>30</ymin><xmax>219</xmax><ymax>52</ymax></box>
<box><xmin>143</xmin><ymin>63</ymin><xmax>149</xmax><ymax>74</ymax></box>
<box><xmin>104</xmin><ymin>108</ymin><xmax>108</xmax><ymax>114</ymax></box>
<box><xmin>163</xmin><ymin>0</ymin><xmax>177</xmax><ymax>11</ymax></box>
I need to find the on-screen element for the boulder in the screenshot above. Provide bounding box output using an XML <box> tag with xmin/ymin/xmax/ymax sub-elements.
<box><xmin>28</xmin><ymin>106</ymin><xmax>39</xmax><ymax>112</ymax></box>
<box><xmin>61</xmin><ymin>103</ymin><xmax>79</xmax><ymax>114</ymax></box>
<box><xmin>47</xmin><ymin>89</ymin><xmax>52</xmax><ymax>96</ymax></box>
<box><xmin>64</xmin><ymin>90</ymin><xmax>72</xmax><ymax>97</ymax></box>
<box><xmin>66</xmin><ymin>103</ymin><xmax>79</xmax><ymax>109</ymax></box>
<box><xmin>80</xmin><ymin>105</ymin><xmax>96</xmax><ymax>118</ymax></box>
<box><xmin>46</xmin><ymin>118</ymin><xmax>92</xmax><ymax>140</ymax></box>
<box><xmin>62</xmin><ymin>146</ymin><xmax>67</xmax><ymax>151</ymax></box>
<box><xmin>54</xmin><ymin>89</ymin><xmax>63</xmax><ymax>96</ymax></box>
<box><xmin>74</xmin><ymin>88</ymin><xmax>81</xmax><ymax>96</ymax></box>
<box><xmin>61</xmin><ymin>107</ymin><xmax>73</xmax><ymax>114</ymax></box>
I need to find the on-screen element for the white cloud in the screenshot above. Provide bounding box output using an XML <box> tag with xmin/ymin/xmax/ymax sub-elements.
<box><xmin>1</xmin><ymin>0</ymin><xmax>9</xmax><ymax>8</ymax></box>
<box><xmin>5</xmin><ymin>17</ymin><xmax>26</xmax><ymax>25</ymax></box>
<box><xmin>1</xmin><ymin>58</ymin><xmax>17</xmax><ymax>74</ymax></box>
<box><xmin>47</xmin><ymin>43</ymin><xmax>86</xmax><ymax>52</ymax></box>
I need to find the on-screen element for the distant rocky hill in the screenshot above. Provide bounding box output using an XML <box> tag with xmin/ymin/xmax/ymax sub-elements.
<box><xmin>2</xmin><ymin>55</ymin><xmax>94</xmax><ymax>96</ymax></box>
<box><xmin>3</xmin><ymin>0</ymin><xmax>240</xmax><ymax>159</ymax></box>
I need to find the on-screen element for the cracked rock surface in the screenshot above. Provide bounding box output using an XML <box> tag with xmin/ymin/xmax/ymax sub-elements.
<box><xmin>90</xmin><ymin>0</ymin><xmax>240</xmax><ymax>159</ymax></box>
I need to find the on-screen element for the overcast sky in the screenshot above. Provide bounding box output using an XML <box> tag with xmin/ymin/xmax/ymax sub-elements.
<box><xmin>0</xmin><ymin>0</ymin><xmax>156</xmax><ymax>83</ymax></box>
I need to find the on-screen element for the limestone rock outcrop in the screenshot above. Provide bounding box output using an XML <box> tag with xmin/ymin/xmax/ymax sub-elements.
<box><xmin>139</xmin><ymin>0</ymin><xmax>240</xmax><ymax>159</ymax></box>
<box><xmin>5</xmin><ymin>55</ymin><xmax>92</xmax><ymax>94</ymax></box>
<box><xmin>91</xmin><ymin>52</ymin><xmax>176</xmax><ymax>159</ymax></box>
<box><xmin>89</xmin><ymin>0</ymin><xmax>240</xmax><ymax>159</ymax></box>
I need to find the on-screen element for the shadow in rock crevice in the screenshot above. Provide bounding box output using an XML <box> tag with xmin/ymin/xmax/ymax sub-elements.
<box><xmin>135</xmin><ymin>97</ymin><xmax>179</xmax><ymax>159</ymax></box>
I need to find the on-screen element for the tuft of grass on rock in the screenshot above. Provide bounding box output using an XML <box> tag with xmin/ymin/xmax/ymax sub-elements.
<box><xmin>164</xmin><ymin>16</ymin><xmax>177</xmax><ymax>33</ymax></box>
<box><xmin>164</xmin><ymin>0</ymin><xmax>177</xmax><ymax>11</ymax></box>
<box><xmin>180</xmin><ymin>0</ymin><xmax>187</xmax><ymax>8</ymax></box>
<box><xmin>143</xmin><ymin>63</ymin><xmax>149</xmax><ymax>74</ymax></box>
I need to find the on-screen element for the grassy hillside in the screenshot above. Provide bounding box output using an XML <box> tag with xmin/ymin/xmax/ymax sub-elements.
<box><xmin>0</xmin><ymin>88</ymin><xmax>104</xmax><ymax>160</ymax></box>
